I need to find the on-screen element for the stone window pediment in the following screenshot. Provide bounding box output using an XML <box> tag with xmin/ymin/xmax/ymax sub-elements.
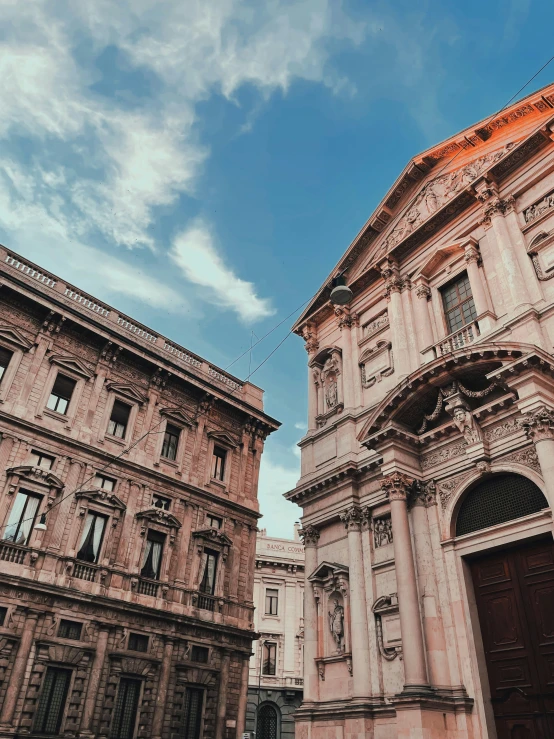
<box><xmin>49</xmin><ymin>353</ymin><xmax>93</xmax><ymax>379</ymax></box>
<box><xmin>106</xmin><ymin>381</ymin><xmax>147</xmax><ymax>405</ymax></box>
<box><xmin>76</xmin><ymin>489</ymin><xmax>126</xmax><ymax>512</ymax></box>
<box><xmin>108</xmin><ymin>655</ymin><xmax>159</xmax><ymax>675</ymax></box>
<box><xmin>159</xmin><ymin>406</ymin><xmax>195</xmax><ymax>427</ymax></box>
<box><xmin>7</xmin><ymin>465</ymin><xmax>64</xmax><ymax>491</ymax></box>
<box><xmin>136</xmin><ymin>508</ymin><xmax>182</xmax><ymax>530</ymax></box>
<box><xmin>308</xmin><ymin>561</ymin><xmax>349</xmax><ymax>593</ymax></box>
<box><xmin>0</xmin><ymin>325</ymin><xmax>32</xmax><ymax>351</ymax></box>
<box><xmin>176</xmin><ymin>664</ymin><xmax>218</xmax><ymax>686</ymax></box>
<box><xmin>192</xmin><ymin>528</ymin><xmax>232</xmax><ymax>559</ymax></box>
<box><xmin>206</xmin><ymin>430</ymin><xmax>239</xmax><ymax>449</ymax></box>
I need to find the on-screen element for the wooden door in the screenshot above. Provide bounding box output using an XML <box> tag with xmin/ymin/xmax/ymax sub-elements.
<box><xmin>470</xmin><ymin>537</ymin><xmax>554</xmax><ymax>738</ymax></box>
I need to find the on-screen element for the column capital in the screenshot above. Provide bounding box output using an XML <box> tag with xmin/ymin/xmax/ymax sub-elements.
<box><xmin>408</xmin><ymin>480</ymin><xmax>437</xmax><ymax>509</ymax></box>
<box><xmin>302</xmin><ymin>323</ymin><xmax>319</xmax><ymax>355</ymax></box>
<box><xmin>381</xmin><ymin>472</ymin><xmax>414</xmax><ymax>501</ymax></box>
<box><xmin>415</xmin><ymin>284</ymin><xmax>431</xmax><ymax>300</ymax></box>
<box><xmin>299</xmin><ymin>525</ymin><xmax>320</xmax><ymax>546</ymax></box>
<box><xmin>520</xmin><ymin>406</ymin><xmax>554</xmax><ymax>442</ymax></box>
<box><xmin>464</xmin><ymin>244</ymin><xmax>481</xmax><ymax>266</ymax></box>
<box><xmin>384</xmin><ymin>276</ymin><xmax>403</xmax><ymax>298</ymax></box>
<box><xmin>339</xmin><ymin>505</ymin><xmax>363</xmax><ymax>531</ymax></box>
<box><xmin>334</xmin><ymin>306</ymin><xmax>359</xmax><ymax>330</ymax></box>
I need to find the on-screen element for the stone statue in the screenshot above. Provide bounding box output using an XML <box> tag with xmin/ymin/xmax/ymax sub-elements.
<box><xmin>326</xmin><ymin>376</ymin><xmax>338</xmax><ymax>408</ymax></box>
<box><xmin>453</xmin><ymin>406</ymin><xmax>481</xmax><ymax>444</ymax></box>
<box><xmin>328</xmin><ymin>598</ymin><xmax>344</xmax><ymax>653</ymax></box>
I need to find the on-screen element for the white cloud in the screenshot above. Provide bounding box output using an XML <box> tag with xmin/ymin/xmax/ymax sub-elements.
<box><xmin>170</xmin><ymin>218</ymin><xmax>274</xmax><ymax>322</ymax></box>
<box><xmin>295</xmin><ymin>421</ymin><xmax>307</xmax><ymax>430</ymax></box>
<box><xmin>257</xmin><ymin>449</ymin><xmax>301</xmax><ymax>538</ymax></box>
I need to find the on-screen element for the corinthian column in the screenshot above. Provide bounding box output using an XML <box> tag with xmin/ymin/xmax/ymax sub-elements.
<box><xmin>521</xmin><ymin>408</ymin><xmax>554</xmax><ymax>516</ymax></box>
<box><xmin>299</xmin><ymin>525</ymin><xmax>320</xmax><ymax>702</ymax></box>
<box><xmin>339</xmin><ymin>506</ymin><xmax>371</xmax><ymax>698</ymax></box>
<box><xmin>382</xmin><ymin>472</ymin><xmax>431</xmax><ymax>694</ymax></box>
<box><xmin>462</xmin><ymin>240</ymin><xmax>495</xmax><ymax>335</ymax></box>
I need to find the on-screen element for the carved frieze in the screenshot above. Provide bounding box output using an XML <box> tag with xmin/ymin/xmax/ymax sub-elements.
<box><xmin>437</xmin><ymin>471</ymin><xmax>474</xmax><ymax>510</ymax></box>
<box><xmin>484</xmin><ymin>417</ymin><xmax>521</xmax><ymax>441</ymax></box>
<box><xmin>361</xmin><ymin>311</ymin><xmax>389</xmax><ymax>342</ymax></box>
<box><xmin>373</xmin><ymin>517</ymin><xmax>393</xmax><ymax>548</ymax></box>
<box><xmin>498</xmin><ymin>446</ymin><xmax>541</xmax><ymax>475</ymax></box>
<box><xmin>359</xmin><ymin>341</ymin><xmax>394</xmax><ymax>388</ymax></box>
<box><xmin>421</xmin><ymin>442</ymin><xmax>467</xmax><ymax>470</ymax></box>
<box><xmin>524</xmin><ymin>189</ymin><xmax>554</xmax><ymax>224</ymax></box>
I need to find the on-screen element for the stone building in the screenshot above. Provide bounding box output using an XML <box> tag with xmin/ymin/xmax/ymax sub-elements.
<box><xmin>245</xmin><ymin>526</ymin><xmax>304</xmax><ymax>739</ymax></box>
<box><xmin>0</xmin><ymin>246</ymin><xmax>279</xmax><ymax>739</ymax></box>
<box><xmin>286</xmin><ymin>83</ymin><xmax>554</xmax><ymax>739</ymax></box>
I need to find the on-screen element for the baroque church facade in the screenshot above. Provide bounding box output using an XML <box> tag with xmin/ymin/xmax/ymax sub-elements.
<box><xmin>286</xmin><ymin>83</ymin><xmax>554</xmax><ymax>739</ymax></box>
<box><xmin>0</xmin><ymin>247</ymin><xmax>278</xmax><ymax>739</ymax></box>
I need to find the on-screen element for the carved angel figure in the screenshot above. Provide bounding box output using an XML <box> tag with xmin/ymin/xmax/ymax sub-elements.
<box><xmin>453</xmin><ymin>406</ymin><xmax>481</xmax><ymax>444</ymax></box>
<box><xmin>328</xmin><ymin>599</ymin><xmax>344</xmax><ymax>653</ymax></box>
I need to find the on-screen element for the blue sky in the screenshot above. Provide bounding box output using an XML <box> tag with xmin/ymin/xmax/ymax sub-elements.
<box><xmin>1</xmin><ymin>0</ymin><xmax>553</xmax><ymax>537</ymax></box>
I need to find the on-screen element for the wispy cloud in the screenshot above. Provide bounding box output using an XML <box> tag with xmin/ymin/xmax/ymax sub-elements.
<box><xmin>170</xmin><ymin>219</ymin><xmax>274</xmax><ymax>322</ymax></box>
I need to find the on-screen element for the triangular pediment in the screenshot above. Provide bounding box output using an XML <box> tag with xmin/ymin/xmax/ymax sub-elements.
<box><xmin>308</xmin><ymin>561</ymin><xmax>349</xmax><ymax>581</ymax></box>
<box><xmin>192</xmin><ymin>528</ymin><xmax>233</xmax><ymax>547</ymax></box>
<box><xmin>106</xmin><ymin>381</ymin><xmax>147</xmax><ymax>404</ymax></box>
<box><xmin>136</xmin><ymin>508</ymin><xmax>182</xmax><ymax>529</ymax></box>
<box><xmin>160</xmin><ymin>406</ymin><xmax>195</xmax><ymax>426</ymax></box>
<box><xmin>414</xmin><ymin>241</ymin><xmax>467</xmax><ymax>280</ymax></box>
<box><xmin>76</xmin><ymin>489</ymin><xmax>126</xmax><ymax>511</ymax></box>
<box><xmin>49</xmin><ymin>353</ymin><xmax>93</xmax><ymax>379</ymax></box>
<box><xmin>0</xmin><ymin>325</ymin><xmax>33</xmax><ymax>351</ymax></box>
<box><xmin>7</xmin><ymin>466</ymin><xmax>64</xmax><ymax>489</ymax></box>
<box><xmin>206</xmin><ymin>430</ymin><xmax>239</xmax><ymax>449</ymax></box>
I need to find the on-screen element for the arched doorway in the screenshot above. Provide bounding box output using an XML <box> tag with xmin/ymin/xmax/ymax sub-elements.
<box><xmin>460</xmin><ymin>474</ymin><xmax>554</xmax><ymax>737</ymax></box>
<box><xmin>257</xmin><ymin>702</ymin><xmax>279</xmax><ymax>739</ymax></box>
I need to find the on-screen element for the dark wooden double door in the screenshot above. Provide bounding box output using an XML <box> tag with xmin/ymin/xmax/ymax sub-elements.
<box><xmin>470</xmin><ymin>537</ymin><xmax>554</xmax><ymax>738</ymax></box>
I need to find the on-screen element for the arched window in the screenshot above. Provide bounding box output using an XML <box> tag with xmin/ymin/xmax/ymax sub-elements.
<box><xmin>456</xmin><ymin>473</ymin><xmax>548</xmax><ymax>537</ymax></box>
<box><xmin>257</xmin><ymin>703</ymin><xmax>279</xmax><ymax>739</ymax></box>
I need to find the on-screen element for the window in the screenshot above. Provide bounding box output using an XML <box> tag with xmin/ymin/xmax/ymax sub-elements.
<box><xmin>161</xmin><ymin>424</ymin><xmax>180</xmax><ymax>461</ymax></box>
<box><xmin>128</xmin><ymin>633</ymin><xmax>149</xmax><ymax>652</ymax></box>
<box><xmin>211</xmin><ymin>446</ymin><xmax>226</xmax><ymax>481</ymax></box>
<box><xmin>181</xmin><ymin>687</ymin><xmax>203</xmax><ymax>739</ymax></box>
<box><xmin>94</xmin><ymin>474</ymin><xmax>116</xmax><ymax>492</ymax></box>
<box><xmin>108</xmin><ymin>400</ymin><xmax>131</xmax><ymax>439</ymax></box>
<box><xmin>0</xmin><ymin>347</ymin><xmax>13</xmax><ymax>382</ymax></box>
<box><xmin>199</xmin><ymin>549</ymin><xmax>219</xmax><ymax>595</ymax></box>
<box><xmin>76</xmin><ymin>512</ymin><xmax>107</xmax><ymax>564</ymax></box>
<box><xmin>262</xmin><ymin>642</ymin><xmax>277</xmax><ymax>675</ymax></box>
<box><xmin>46</xmin><ymin>374</ymin><xmax>76</xmax><ymax>415</ymax></box>
<box><xmin>2</xmin><ymin>490</ymin><xmax>41</xmax><ymax>545</ymax></box>
<box><xmin>111</xmin><ymin>677</ymin><xmax>141</xmax><ymax>739</ymax></box>
<box><xmin>140</xmin><ymin>530</ymin><xmax>165</xmax><ymax>580</ymax></box>
<box><xmin>190</xmin><ymin>645</ymin><xmax>209</xmax><ymax>663</ymax></box>
<box><xmin>34</xmin><ymin>667</ymin><xmax>71</xmax><ymax>735</ymax></box>
<box><xmin>58</xmin><ymin>620</ymin><xmax>83</xmax><ymax>640</ymax></box>
<box><xmin>206</xmin><ymin>514</ymin><xmax>222</xmax><ymax>530</ymax></box>
<box><xmin>152</xmin><ymin>494</ymin><xmax>171</xmax><ymax>511</ymax></box>
<box><xmin>0</xmin><ymin>606</ymin><xmax>7</xmax><ymax>627</ymax></box>
<box><xmin>441</xmin><ymin>272</ymin><xmax>477</xmax><ymax>334</ymax></box>
<box><xmin>265</xmin><ymin>588</ymin><xmax>279</xmax><ymax>616</ymax></box>
<box><xmin>29</xmin><ymin>450</ymin><xmax>54</xmax><ymax>470</ymax></box>
<box><xmin>258</xmin><ymin>704</ymin><xmax>279</xmax><ymax>739</ymax></box>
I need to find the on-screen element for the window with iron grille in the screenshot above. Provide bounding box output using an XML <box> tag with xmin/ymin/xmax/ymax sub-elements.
<box><xmin>258</xmin><ymin>703</ymin><xmax>279</xmax><ymax>739</ymax></box>
<box><xmin>181</xmin><ymin>687</ymin><xmax>203</xmax><ymax>739</ymax></box>
<box><xmin>111</xmin><ymin>677</ymin><xmax>141</xmax><ymax>739</ymax></box>
<box><xmin>58</xmin><ymin>619</ymin><xmax>83</xmax><ymax>640</ymax></box>
<box><xmin>262</xmin><ymin>642</ymin><xmax>277</xmax><ymax>675</ymax></box>
<box><xmin>456</xmin><ymin>473</ymin><xmax>548</xmax><ymax>537</ymax></box>
<box><xmin>34</xmin><ymin>667</ymin><xmax>71</xmax><ymax>735</ymax></box>
<box><xmin>265</xmin><ymin>588</ymin><xmax>279</xmax><ymax>616</ymax></box>
<box><xmin>441</xmin><ymin>272</ymin><xmax>477</xmax><ymax>334</ymax></box>
<box><xmin>108</xmin><ymin>400</ymin><xmax>131</xmax><ymax>439</ymax></box>
<box><xmin>0</xmin><ymin>347</ymin><xmax>13</xmax><ymax>382</ymax></box>
<box><xmin>2</xmin><ymin>490</ymin><xmax>42</xmax><ymax>545</ymax></box>
<box><xmin>0</xmin><ymin>606</ymin><xmax>7</xmax><ymax>626</ymax></box>
<box><xmin>161</xmin><ymin>424</ymin><xmax>180</xmax><ymax>461</ymax></box>
<box><xmin>206</xmin><ymin>514</ymin><xmax>222</xmax><ymax>529</ymax></box>
<box><xmin>94</xmin><ymin>474</ymin><xmax>116</xmax><ymax>492</ymax></box>
<box><xmin>47</xmin><ymin>374</ymin><xmax>76</xmax><ymax>415</ymax></box>
<box><xmin>152</xmin><ymin>494</ymin><xmax>171</xmax><ymax>511</ymax></box>
<box><xmin>128</xmin><ymin>633</ymin><xmax>149</xmax><ymax>652</ymax></box>
<box><xmin>29</xmin><ymin>450</ymin><xmax>55</xmax><ymax>469</ymax></box>
<box><xmin>190</xmin><ymin>645</ymin><xmax>209</xmax><ymax>663</ymax></box>
<box><xmin>211</xmin><ymin>446</ymin><xmax>226</xmax><ymax>481</ymax></box>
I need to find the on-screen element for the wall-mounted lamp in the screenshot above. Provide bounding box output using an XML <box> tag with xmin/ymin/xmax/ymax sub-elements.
<box><xmin>34</xmin><ymin>513</ymin><xmax>47</xmax><ymax>531</ymax></box>
<box><xmin>329</xmin><ymin>273</ymin><xmax>353</xmax><ymax>306</ymax></box>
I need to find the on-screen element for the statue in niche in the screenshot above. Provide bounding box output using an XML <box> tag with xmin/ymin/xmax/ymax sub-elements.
<box><xmin>328</xmin><ymin>598</ymin><xmax>345</xmax><ymax>653</ymax></box>
<box><xmin>325</xmin><ymin>373</ymin><xmax>338</xmax><ymax>409</ymax></box>
<box><xmin>452</xmin><ymin>405</ymin><xmax>481</xmax><ymax>444</ymax></box>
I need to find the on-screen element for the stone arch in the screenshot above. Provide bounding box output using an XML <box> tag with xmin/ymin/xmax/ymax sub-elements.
<box><xmin>257</xmin><ymin>700</ymin><xmax>281</xmax><ymax>739</ymax></box>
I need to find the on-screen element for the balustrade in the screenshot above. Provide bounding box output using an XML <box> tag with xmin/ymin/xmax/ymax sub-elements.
<box><xmin>137</xmin><ymin>578</ymin><xmax>159</xmax><ymax>597</ymax></box>
<box><xmin>0</xmin><ymin>542</ymin><xmax>28</xmax><ymax>564</ymax></box>
<box><xmin>435</xmin><ymin>321</ymin><xmax>480</xmax><ymax>356</ymax></box>
<box><xmin>73</xmin><ymin>562</ymin><xmax>98</xmax><ymax>582</ymax></box>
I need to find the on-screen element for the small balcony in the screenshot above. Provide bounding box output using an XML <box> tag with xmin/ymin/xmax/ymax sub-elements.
<box><xmin>192</xmin><ymin>592</ymin><xmax>217</xmax><ymax>612</ymax></box>
<box><xmin>136</xmin><ymin>578</ymin><xmax>159</xmax><ymax>597</ymax></box>
<box><xmin>73</xmin><ymin>562</ymin><xmax>98</xmax><ymax>582</ymax></box>
<box><xmin>434</xmin><ymin>321</ymin><xmax>480</xmax><ymax>357</ymax></box>
<box><xmin>0</xmin><ymin>541</ymin><xmax>29</xmax><ymax>565</ymax></box>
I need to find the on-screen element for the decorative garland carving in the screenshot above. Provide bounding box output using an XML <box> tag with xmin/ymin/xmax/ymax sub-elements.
<box><xmin>484</xmin><ymin>417</ymin><xmax>521</xmax><ymax>441</ymax></box>
<box><xmin>417</xmin><ymin>380</ymin><xmax>497</xmax><ymax>434</ymax></box>
<box><xmin>498</xmin><ymin>446</ymin><xmax>541</xmax><ymax>474</ymax></box>
<box><xmin>437</xmin><ymin>471</ymin><xmax>474</xmax><ymax>510</ymax></box>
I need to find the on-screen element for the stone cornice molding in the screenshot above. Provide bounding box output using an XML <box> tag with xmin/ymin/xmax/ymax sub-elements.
<box><xmin>381</xmin><ymin>472</ymin><xmax>414</xmax><ymax>501</ymax></box>
<box><xmin>298</xmin><ymin>525</ymin><xmax>320</xmax><ymax>546</ymax></box>
<box><xmin>520</xmin><ymin>406</ymin><xmax>554</xmax><ymax>442</ymax></box>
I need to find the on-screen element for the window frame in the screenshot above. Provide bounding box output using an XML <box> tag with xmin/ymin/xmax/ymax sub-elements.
<box><xmin>206</xmin><ymin>514</ymin><xmax>222</xmax><ymax>530</ymax></box>
<box><xmin>0</xmin><ymin>331</ymin><xmax>30</xmax><ymax>404</ymax></box>
<box><xmin>440</xmin><ymin>271</ymin><xmax>477</xmax><ymax>335</ymax></box>
<box><xmin>198</xmin><ymin>548</ymin><xmax>219</xmax><ymax>596</ymax></box>
<box><xmin>107</xmin><ymin>399</ymin><xmax>132</xmax><ymax>440</ymax></box>
<box><xmin>262</xmin><ymin>641</ymin><xmax>277</xmax><ymax>676</ymax></box>
<box><xmin>29</xmin><ymin>450</ymin><xmax>55</xmax><ymax>470</ymax></box>
<box><xmin>140</xmin><ymin>529</ymin><xmax>166</xmax><ymax>581</ymax></box>
<box><xmin>2</xmin><ymin>489</ymin><xmax>43</xmax><ymax>546</ymax></box>
<box><xmin>190</xmin><ymin>645</ymin><xmax>209</xmax><ymax>664</ymax></box>
<box><xmin>265</xmin><ymin>588</ymin><xmax>279</xmax><ymax>616</ymax></box>
<box><xmin>111</xmin><ymin>676</ymin><xmax>142</xmax><ymax>739</ymax></box>
<box><xmin>76</xmin><ymin>510</ymin><xmax>108</xmax><ymax>564</ymax></box>
<box><xmin>46</xmin><ymin>373</ymin><xmax>77</xmax><ymax>416</ymax></box>
<box><xmin>94</xmin><ymin>473</ymin><xmax>117</xmax><ymax>492</ymax></box>
<box><xmin>99</xmin><ymin>390</ymin><xmax>141</xmax><ymax>446</ymax></box>
<box><xmin>152</xmin><ymin>494</ymin><xmax>171</xmax><ymax>511</ymax></box>
<box><xmin>211</xmin><ymin>446</ymin><xmax>227</xmax><ymax>482</ymax></box>
<box><xmin>37</xmin><ymin>360</ymin><xmax>89</xmax><ymax>427</ymax></box>
<box><xmin>0</xmin><ymin>345</ymin><xmax>14</xmax><ymax>385</ymax></box>
<box><xmin>33</xmin><ymin>666</ymin><xmax>72</xmax><ymax>736</ymax></box>
<box><xmin>58</xmin><ymin>619</ymin><xmax>83</xmax><ymax>640</ymax></box>
<box><xmin>181</xmin><ymin>685</ymin><xmax>204</xmax><ymax>739</ymax></box>
<box><xmin>128</xmin><ymin>632</ymin><xmax>149</xmax><ymax>653</ymax></box>
<box><xmin>160</xmin><ymin>423</ymin><xmax>180</xmax><ymax>462</ymax></box>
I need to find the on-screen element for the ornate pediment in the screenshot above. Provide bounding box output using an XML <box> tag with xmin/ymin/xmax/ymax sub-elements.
<box><xmin>49</xmin><ymin>353</ymin><xmax>93</xmax><ymax>379</ymax></box>
<box><xmin>192</xmin><ymin>528</ymin><xmax>232</xmax><ymax>547</ymax></box>
<box><xmin>0</xmin><ymin>325</ymin><xmax>32</xmax><ymax>351</ymax></box>
<box><xmin>135</xmin><ymin>508</ymin><xmax>182</xmax><ymax>529</ymax></box>
<box><xmin>7</xmin><ymin>466</ymin><xmax>64</xmax><ymax>489</ymax></box>
<box><xmin>160</xmin><ymin>406</ymin><xmax>195</xmax><ymax>426</ymax></box>
<box><xmin>206</xmin><ymin>430</ymin><xmax>239</xmax><ymax>449</ymax></box>
<box><xmin>308</xmin><ymin>561</ymin><xmax>349</xmax><ymax>592</ymax></box>
<box><xmin>106</xmin><ymin>381</ymin><xmax>147</xmax><ymax>404</ymax></box>
<box><xmin>76</xmin><ymin>489</ymin><xmax>126</xmax><ymax>511</ymax></box>
<box><xmin>414</xmin><ymin>241</ymin><xmax>467</xmax><ymax>279</ymax></box>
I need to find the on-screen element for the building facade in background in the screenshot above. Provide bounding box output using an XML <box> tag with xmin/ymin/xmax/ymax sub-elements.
<box><xmin>287</xmin><ymin>83</ymin><xmax>554</xmax><ymax>738</ymax></box>
<box><xmin>0</xmin><ymin>247</ymin><xmax>278</xmax><ymax>739</ymax></box>
<box><xmin>245</xmin><ymin>527</ymin><xmax>304</xmax><ymax>739</ymax></box>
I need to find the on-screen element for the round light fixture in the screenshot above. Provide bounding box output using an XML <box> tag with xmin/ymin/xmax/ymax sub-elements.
<box><xmin>330</xmin><ymin>274</ymin><xmax>353</xmax><ymax>306</ymax></box>
<box><xmin>34</xmin><ymin>513</ymin><xmax>47</xmax><ymax>531</ymax></box>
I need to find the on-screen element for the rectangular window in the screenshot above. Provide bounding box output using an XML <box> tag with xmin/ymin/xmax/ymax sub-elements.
<box><xmin>182</xmin><ymin>687</ymin><xmax>203</xmax><ymax>739</ymax></box>
<box><xmin>0</xmin><ymin>606</ymin><xmax>7</xmax><ymax>626</ymax></box>
<box><xmin>0</xmin><ymin>347</ymin><xmax>13</xmax><ymax>382</ymax></box>
<box><xmin>199</xmin><ymin>549</ymin><xmax>219</xmax><ymax>595</ymax></box>
<box><xmin>34</xmin><ymin>666</ymin><xmax>71</xmax><ymax>735</ymax></box>
<box><xmin>265</xmin><ymin>588</ymin><xmax>279</xmax><ymax>616</ymax></box>
<box><xmin>140</xmin><ymin>530</ymin><xmax>165</xmax><ymax>580</ymax></box>
<box><xmin>161</xmin><ymin>424</ymin><xmax>180</xmax><ymax>461</ymax></box>
<box><xmin>262</xmin><ymin>642</ymin><xmax>277</xmax><ymax>675</ymax></box>
<box><xmin>152</xmin><ymin>494</ymin><xmax>171</xmax><ymax>511</ymax></box>
<box><xmin>128</xmin><ymin>633</ymin><xmax>149</xmax><ymax>652</ymax></box>
<box><xmin>94</xmin><ymin>474</ymin><xmax>116</xmax><ymax>492</ymax></box>
<box><xmin>46</xmin><ymin>374</ymin><xmax>76</xmax><ymax>415</ymax></box>
<box><xmin>58</xmin><ymin>620</ymin><xmax>83</xmax><ymax>640</ymax></box>
<box><xmin>29</xmin><ymin>450</ymin><xmax>54</xmax><ymax>470</ymax></box>
<box><xmin>111</xmin><ymin>677</ymin><xmax>141</xmax><ymax>739</ymax></box>
<box><xmin>108</xmin><ymin>400</ymin><xmax>131</xmax><ymax>439</ymax></box>
<box><xmin>190</xmin><ymin>645</ymin><xmax>209</xmax><ymax>663</ymax></box>
<box><xmin>2</xmin><ymin>490</ymin><xmax>41</xmax><ymax>545</ymax></box>
<box><xmin>441</xmin><ymin>272</ymin><xmax>477</xmax><ymax>334</ymax></box>
<box><xmin>206</xmin><ymin>514</ymin><xmax>222</xmax><ymax>530</ymax></box>
<box><xmin>211</xmin><ymin>446</ymin><xmax>226</xmax><ymax>481</ymax></box>
<box><xmin>76</xmin><ymin>512</ymin><xmax>107</xmax><ymax>564</ymax></box>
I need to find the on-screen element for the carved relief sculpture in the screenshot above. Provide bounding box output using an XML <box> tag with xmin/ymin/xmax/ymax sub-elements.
<box><xmin>328</xmin><ymin>598</ymin><xmax>345</xmax><ymax>654</ymax></box>
<box><xmin>373</xmin><ymin>517</ymin><xmax>393</xmax><ymax>548</ymax></box>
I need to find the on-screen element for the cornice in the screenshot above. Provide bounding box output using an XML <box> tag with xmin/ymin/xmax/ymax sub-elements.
<box><xmin>285</xmin><ymin>458</ymin><xmax>382</xmax><ymax>504</ymax></box>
